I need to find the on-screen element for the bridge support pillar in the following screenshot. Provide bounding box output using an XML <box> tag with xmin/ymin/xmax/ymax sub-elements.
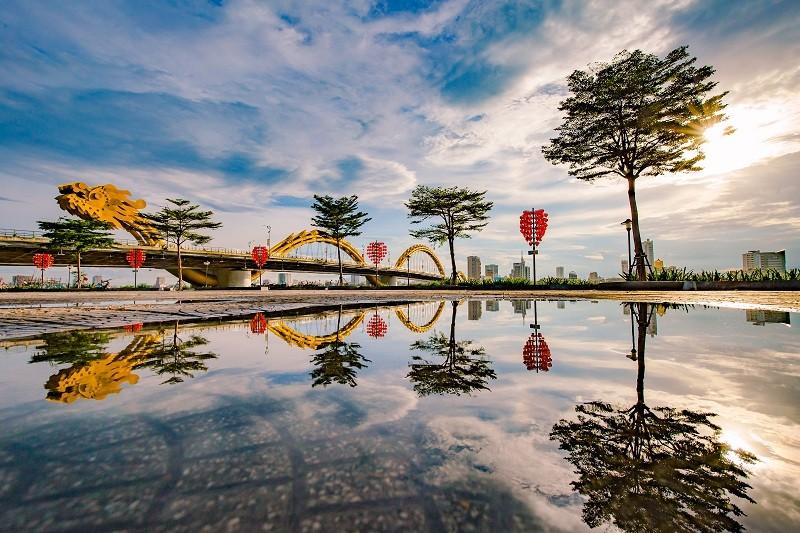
<box><xmin>214</xmin><ymin>269</ymin><xmax>253</xmax><ymax>288</ymax></box>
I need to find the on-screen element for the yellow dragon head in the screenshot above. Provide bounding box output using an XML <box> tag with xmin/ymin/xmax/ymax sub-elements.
<box><xmin>56</xmin><ymin>182</ymin><xmax>161</xmax><ymax>245</ymax></box>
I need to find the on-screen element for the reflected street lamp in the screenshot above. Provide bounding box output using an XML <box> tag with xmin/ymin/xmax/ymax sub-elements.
<box><xmin>621</xmin><ymin>219</ymin><xmax>632</xmax><ymax>278</ymax></box>
<box><xmin>203</xmin><ymin>260</ymin><xmax>211</xmax><ymax>288</ymax></box>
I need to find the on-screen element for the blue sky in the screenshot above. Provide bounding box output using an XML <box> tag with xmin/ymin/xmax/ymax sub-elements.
<box><xmin>1</xmin><ymin>0</ymin><xmax>799</xmax><ymax>282</ymax></box>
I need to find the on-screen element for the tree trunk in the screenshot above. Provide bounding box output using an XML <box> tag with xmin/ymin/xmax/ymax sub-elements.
<box><xmin>336</xmin><ymin>238</ymin><xmax>344</xmax><ymax>286</ymax></box>
<box><xmin>177</xmin><ymin>245</ymin><xmax>183</xmax><ymax>291</ymax></box>
<box><xmin>76</xmin><ymin>252</ymin><xmax>82</xmax><ymax>289</ymax></box>
<box><xmin>627</xmin><ymin>175</ymin><xmax>646</xmax><ymax>281</ymax></box>
<box><xmin>636</xmin><ymin>302</ymin><xmax>648</xmax><ymax>406</ymax></box>
<box><xmin>448</xmin><ymin>236</ymin><xmax>457</xmax><ymax>284</ymax></box>
<box><xmin>448</xmin><ymin>300</ymin><xmax>457</xmax><ymax>369</ymax></box>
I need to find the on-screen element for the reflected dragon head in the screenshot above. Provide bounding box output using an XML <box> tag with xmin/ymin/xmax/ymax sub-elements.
<box><xmin>56</xmin><ymin>182</ymin><xmax>160</xmax><ymax>245</ymax></box>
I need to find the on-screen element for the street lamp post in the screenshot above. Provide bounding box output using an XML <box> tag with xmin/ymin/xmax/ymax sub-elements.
<box><xmin>203</xmin><ymin>261</ymin><xmax>210</xmax><ymax>288</ymax></box>
<box><xmin>621</xmin><ymin>219</ymin><xmax>632</xmax><ymax>278</ymax></box>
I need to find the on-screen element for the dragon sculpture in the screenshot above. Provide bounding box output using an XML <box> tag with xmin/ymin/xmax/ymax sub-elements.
<box><xmin>56</xmin><ymin>182</ymin><xmax>162</xmax><ymax>245</ymax></box>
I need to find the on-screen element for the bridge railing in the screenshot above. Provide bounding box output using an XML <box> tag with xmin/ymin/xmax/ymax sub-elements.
<box><xmin>0</xmin><ymin>228</ymin><xmax>47</xmax><ymax>240</ymax></box>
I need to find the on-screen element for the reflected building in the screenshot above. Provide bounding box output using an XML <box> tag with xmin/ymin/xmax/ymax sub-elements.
<box><xmin>746</xmin><ymin>310</ymin><xmax>790</xmax><ymax>325</ymax></box>
<box><xmin>557</xmin><ymin>301</ymin><xmax>565</xmax><ymax>309</ymax></box>
<box><xmin>468</xmin><ymin>301</ymin><xmax>482</xmax><ymax>320</ymax></box>
<box><xmin>512</xmin><ymin>300</ymin><xmax>531</xmax><ymax>314</ymax></box>
<box><xmin>485</xmin><ymin>300</ymin><xmax>500</xmax><ymax>312</ymax></box>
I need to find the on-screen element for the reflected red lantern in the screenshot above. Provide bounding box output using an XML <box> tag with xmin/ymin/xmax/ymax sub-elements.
<box><xmin>124</xmin><ymin>323</ymin><xmax>143</xmax><ymax>333</ymax></box>
<box><xmin>251</xmin><ymin>246</ymin><xmax>269</xmax><ymax>268</ymax></box>
<box><xmin>365</xmin><ymin>241</ymin><xmax>388</xmax><ymax>265</ymax></box>
<box><xmin>125</xmin><ymin>249</ymin><xmax>146</xmax><ymax>270</ymax></box>
<box><xmin>33</xmin><ymin>253</ymin><xmax>55</xmax><ymax>270</ymax></box>
<box><xmin>522</xmin><ymin>332</ymin><xmax>552</xmax><ymax>372</ymax></box>
<box><xmin>250</xmin><ymin>313</ymin><xmax>268</xmax><ymax>334</ymax></box>
<box><xmin>366</xmin><ymin>313</ymin><xmax>388</xmax><ymax>338</ymax></box>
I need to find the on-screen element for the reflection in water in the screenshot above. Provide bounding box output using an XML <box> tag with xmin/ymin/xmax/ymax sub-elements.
<box><xmin>365</xmin><ymin>309</ymin><xmax>389</xmax><ymax>338</ymax></box>
<box><xmin>408</xmin><ymin>301</ymin><xmax>496</xmax><ymax>396</ymax></box>
<box><xmin>550</xmin><ymin>303</ymin><xmax>757</xmax><ymax>532</ymax></box>
<box><xmin>32</xmin><ymin>330</ymin><xmax>112</xmax><ymax>365</ymax></box>
<box><xmin>134</xmin><ymin>322</ymin><xmax>217</xmax><ymax>385</ymax></box>
<box><xmin>311</xmin><ymin>307</ymin><xmax>370</xmax><ymax>388</ymax></box>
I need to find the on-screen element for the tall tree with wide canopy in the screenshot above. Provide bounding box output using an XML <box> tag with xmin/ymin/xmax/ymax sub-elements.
<box><xmin>550</xmin><ymin>303</ymin><xmax>756</xmax><ymax>532</ymax></box>
<box><xmin>134</xmin><ymin>322</ymin><xmax>217</xmax><ymax>384</ymax></box>
<box><xmin>407</xmin><ymin>301</ymin><xmax>496</xmax><ymax>396</ymax></box>
<box><xmin>143</xmin><ymin>198</ymin><xmax>222</xmax><ymax>290</ymax></box>
<box><xmin>310</xmin><ymin>307</ymin><xmax>370</xmax><ymax>388</ymax></box>
<box><xmin>310</xmin><ymin>195</ymin><xmax>371</xmax><ymax>285</ymax></box>
<box><xmin>406</xmin><ymin>186</ymin><xmax>493</xmax><ymax>284</ymax></box>
<box><xmin>542</xmin><ymin>46</ymin><xmax>728</xmax><ymax>280</ymax></box>
<box><xmin>38</xmin><ymin>217</ymin><xmax>115</xmax><ymax>288</ymax></box>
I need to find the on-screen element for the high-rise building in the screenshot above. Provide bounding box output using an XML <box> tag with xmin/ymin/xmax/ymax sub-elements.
<box><xmin>467</xmin><ymin>256</ymin><xmax>482</xmax><ymax>280</ymax></box>
<box><xmin>644</xmin><ymin>239</ymin><xmax>654</xmax><ymax>267</ymax></box>
<box><xmin>742</xmin><ymin>250</ymin><xmax>786</xmax><ymax>273</ymax></box>
<box><xmin>588</xmin><ymin>272</ymin><xmax>599</xmax><ymax>283</ymax></box>
<box><xmin>746</xmin><ymin>310</ymin><xmax>790</xmax><ymax>325</ymax></box>
<box><xmin>511</xmin><ymin>254</ymin><xmax>530</xmax><ymax>280</ymax></box>
<box><xmin>485</xmin><ymin>264</ymin><xmax>499</xmax><ymax>280</ymax></box>
<box><xmin>512</xmin><ymin>300</ymin><xmax>531</xmax><ymax>314</ymax></box>
<box><xmin>556</xmin><ymin>266</ymin><xmax>565</xmax><ymax>278</ymax></box>
<box><xmin>485</xmin><ymin>300</ymin><xmax>500</xmax><ymax>312</ymax></box>
<box><xmin>468</xmin><ymin>300</ymin><xmax>482</xmax><ymax>320</ymax></box>
<box><xmin>568</xmin><ymin>271</ymin><xmax>578</xmax><ymax>280</ymax></box>
<box><xmin>278</xmin><ymin>272</ymin><xmax>292</xmax><ymax>286</ymax></box>
<box><xmin>154</xmin><ymin>276</ymin><xmax>167</xmax><ymax>289</ymax></box>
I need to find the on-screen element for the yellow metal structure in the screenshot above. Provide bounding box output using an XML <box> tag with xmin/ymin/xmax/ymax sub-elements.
<box><xmin>271</xmin><ymin>230</ymin><xmax>367</xmax><ymax>264</ymax></box>
<box><xmin>45</xmin><ymin>334</ymin><xmax>161</xmax><ymax>403</ymax></box>
<box><xmin>267</xmin><ymin>312</ymin><xmax>366</xmax><ymax>350</ymax></box>
<box><xmin>56</xmin><ymin>182</ymin><xmax>162</xmax><ymax>245</ymax></box>
<box><xmin>394</xmin><ymin>301</ymin><xmax>446</xmax><ymax>333</ymax></box>
<box><xmin>393</xmin><ymin>243</ymin><xmax>446</xmax><ymax>277</ymax></box>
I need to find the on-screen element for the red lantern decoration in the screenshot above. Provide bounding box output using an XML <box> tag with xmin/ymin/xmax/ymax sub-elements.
<box><xmin>124</xmin><ymin>323</ymin><xmax>143</xmax><ymax>333</ymax></box>
<box><xmin>519</xmin><ymin>210</ymin><xmax>534</xmax><ymax>245</ymax></box>
<box><xmin>365</xmin><ymin>241</ymin><xmax>388</xmax><ymax>265</ymax></box>
<box><xmin>366</xmin><ymin>312</ymin><xmax>388</xmax><ymax>338</ymax></box>
<box><xmin>250</xmin><ymin>313</ymin><xmax>268</xmax><ymax>334</ymax></box>
<box><xmin>32</xmin><ymin>253</ymin><xmax>55</xmax><ymax>286</ymax></box>
<box><xmin>125</xmin><ymin>249</ymin><xmax>146</xmax><ymax>288</ymax></box>
<box><xmin>522</xmin><ymin>332</ymin><xmax>552</xmax><ymax>372</ymax></box>
<box><xmin>519</xmin><ymin>210</ymin><xmax>549</xmax><ymax>247</ymax></box>
<box><xmin>251</xmin><ymin>246</ymin><xmax>270</xmax><ymax>287</ymax></box>
<box><xmin>533</xmin><ymin>209</ymin><xmax>549</xmax><ymax>245</ymax></box>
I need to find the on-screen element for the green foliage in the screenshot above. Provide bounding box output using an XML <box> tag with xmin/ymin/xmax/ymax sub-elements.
<box><xmin>406</xmin><ymin>185</ymin><xmax>493</xmax><ymax>283</ymax></box>
<box><xmin>310</xmin><ymin>194</ymin><xmax>371</xmax><ymax>285</ymax></box>
<box><xmin>38</xmin><ymin>217</ymin><xmax>116</xmax><ymax>252</ymax></box>
<box><xmin>310</xmin><ymin>340</ymin><xmax>370</xmax><ymax>388</ymax></box>
<box><xmin>641</xmin><ymin>268</ymin><xmax>799</xmax><ymax>282</ymax></box>
<box><xmin>133</xmin><ymin>323</ymin><xmax>217</xmax><ymax>384</ymax></box>
<box><xmin>143</xmin><ymin>198</ymin><xmax>222</xmax><ymax>289</ymax></box>
<box><xmin>542</xmin><ymin>46</ymin><xmax>727</xmax><ymax>181</ymax></box>
<box><xmin>537</xmin><ymin>276</ymin><xmax>591</xmax><ymax>286</ymax></box>
<box><xmin>31</xmin><ymin>330</ymin><xmax>112</xmax><ymax>365</ymax></box>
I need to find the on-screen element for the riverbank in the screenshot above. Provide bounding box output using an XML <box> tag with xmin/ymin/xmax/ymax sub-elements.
<box><xmin>1</xmin><ymin>289</ymin><xmax>798</xmax><ymax>341</ymax></box>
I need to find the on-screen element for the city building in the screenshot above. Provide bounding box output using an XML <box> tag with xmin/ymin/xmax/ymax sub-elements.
<box><xmin>468</xmin><ymin>301</ymin><xmax>482</xmax><ymax>320</ymax></box>
<box><xmin>557</xmin><ymin>301</ymin><xmax>565</xmax><ymax>309</ymax></box>
<box><xmin>277</xmin><ymin>272</ymin><xmax>292</xmax><ymax>286</ymax></box>
<box><xmin>621</xmin><ymin>259</ymin><xmax>630</xmax><ymax>276</ymax></box>
<box><xmin>644</xmin><ymin>239</ymin><xmax>654</xmax><ymax>267</ymax></box>
<box><xmin>742</xmin><ymin>250</ymin><xmax>786</xmax><ymax>273</ymax></box>
<box><xmin>746</xmin><ymin>310</ymin><xmax>790</xmax><ymax>325</ymax></box>
<box><xmin>588</xmin><ymin>272</ymin><xmax>599</xmax><ymax>283</ymax></box>
<box><xmin>568</xmin><ymin>271</ymin><xmax>578</xmax><ymax>280</ymax></box>
<box><xmin>467</xmin><ymin>256</ymin><xmax>481</xmax><ymax>280</ymax></box>
<box><xmin>154</xmin><ymin>276</ymin><xmax>167</xmax><ymax>289</ymax></box>
<box><xmin>556</xmin><ymin>266</ymin><xmax>564</xmax><ymax>278</ymax></box>
<box><xmin>485</xmin><ymin>300</ymin><xmax>500</xmax><ymax>312</ymax></box>
<box><xmin>510</xmin><ymin>254</ymin><xmax>530</xmax><ymax>280</ymax></box>
<box><xmin>485</xmin><ymin>264</ymin><xmax>499</xmax><ymax>281</ymax></box>
<box><xmin>512</xmin><ymin>300</ymin><xmax>531</xmax><ymax>314</ymax></box>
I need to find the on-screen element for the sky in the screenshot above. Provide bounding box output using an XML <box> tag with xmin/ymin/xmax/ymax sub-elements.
<box><xmin>1</xmin><ymin>0</ymin><xmax>799</xmax><ymax>284</ymax></box>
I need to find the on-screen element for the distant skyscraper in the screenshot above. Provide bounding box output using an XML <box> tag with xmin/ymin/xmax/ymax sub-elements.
<box><xmin>485</xmin><ymin>300</ymin><xmax>500</xmax><ymax>312</ymax></box>
<box><xmin>568</xmin><ymin>271</ymin><xmax>578</xmax><ymax>280</ymax></box>
<box><xmin>468</xmin><ymin>301</ymin><xmax>482</xmax><ymax>320</ymax></box>
<box><xmin>278</xmin><ymin>272</ymin><xmax>292</xmax><ymax>285</ymax></box>
<box><xmin>556</xmin><ymin>266</ymin><xmax>565</xmax><ymax>278</ymax></box>
<box><xmin>511</xmin><ymin>254</ymin><xmax>530</xmax><ymax>280</ymax></box>
<box><xmin>644</xmin><ymin>239</ymin><xmax>654</xmax><ymax>267</ymax></box>
<box><xmin>467</xmin><ymin>256</ymin><xmax>482</xmax><ymax>280</ymax></box>
<box><xmin>485</xmin><ymin>264</ymin><xmax>499</xmax><ymax>280</ymax></box>
<box><xmin>512</xmin><ymin>300</ymin><xmax>531</xmax><ymax>314</ymax></box>
<box><xmin>742</xmin><ymin>250</ymin><xmax>786</xmax><ymax>272</ymax></box>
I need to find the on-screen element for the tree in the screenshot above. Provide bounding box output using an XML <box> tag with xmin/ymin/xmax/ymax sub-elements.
<box><xmin>405</xmin><ymin>186</ymin><xmax>493</xmax><ymax>284</ymax></box>
<box><xmin>550</xmin><ymin>303</ymin><xmax>756</xmax><ymax>532</ymax></box>
<box><xmin>542</xmin><ymin>46</ymin><xmax>728</xmax><ymax>280</ymax></box>
<box><xmin>407</xmin><ymin>301</ymin><xmax>496</xmax><ymax>396</ymax></box>
<box><xmin>310</xmin><ymin>195</ymin><xmax>371</xmax><ymax>285</ymax></box>
<box><xmin>37</xmin><ymin>217</ymin><xmax>115</xmax><ymax>288</ymax></box>
<box><xmin>134</xmin><ymin>322</ymin><xmax>217</xmax><ymax>384</ymax></box>
<box><xmin>32</xmin><ymin>330</ymin><xmax>112</xmax><ymax>365</ymax></box>
<box><xmin>143</xmin><ymin>198</ymin><xmax>222</xmax><ymax>290</ymax></box>
<box><xmin>310</xmin><ymin>306</ymin><xmax>370</xmax><ymax>387</ymax></box>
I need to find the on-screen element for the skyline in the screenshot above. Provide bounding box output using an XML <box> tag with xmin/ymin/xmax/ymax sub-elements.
<box><xmin>2</xmin><ymin>0</ymin><xmax>799</xmax><ymax>283</ymax></box>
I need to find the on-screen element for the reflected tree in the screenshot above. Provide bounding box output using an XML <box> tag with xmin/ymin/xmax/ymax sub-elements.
<box><xmin>550</xmin><ymin>303</ymin><xmax>756</xmax><ymax>532</ymax></box>
<box><xmin>134</xmin><ymin>322</ymin><xmax>216</xmax><ymax>384</ymax></box>
<box><xmin>31</xmin><ymin>330</ymin><xmax>112</xmax><ymax>365</ymax></box>
<box><xmin>408</xmin><ymin>301</ymin><xmax>496</xmax><ymax>396</ymax></box>
<box><xmin>310</xmin><ymin>306</ymin><xmax>370</xmax><ymax>387</ymax></box>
